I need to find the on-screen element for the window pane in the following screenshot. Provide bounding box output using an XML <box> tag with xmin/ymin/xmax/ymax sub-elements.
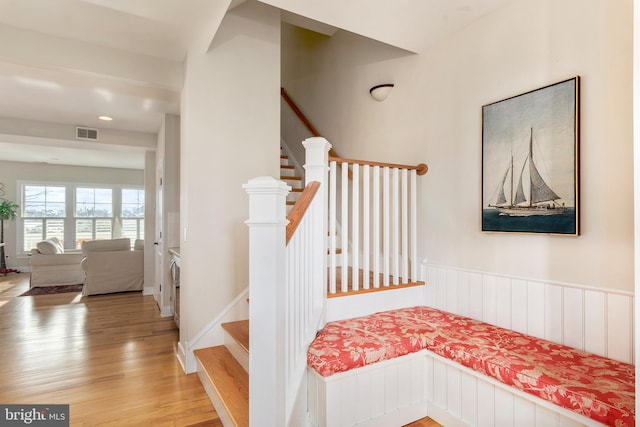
<box><xmin>24</xmin><ymin>185</ymin><xmax>65</xmax><ymax>218</ymax></box>
<box><xmin>122</xmin><ymin>189</ymin><xmax>144</xmax><ymax>218</ymax></box>
<box><xmin>24</xmin><ymin>202</ymin><xmax>46</xmax><ymax>218</ymax></box>
<box><xmin>75</xmin><ymin>219</ymin><xmax>93</xmax><ymax>248</ymax></box>
<box><xmin>121</xmin><ymin>219</ymin><xmax>139</xmax><ymax>242</ymax></box>
<box><xmin>45</xmin><ymin>219</ymin><xmax>65</xmax><ymax>246</ymax></box>
<box><xmin>23</xmin><ymin>219</ymin><xmax>43</xmax><ymax>251</ymax></box>
<box><xmin>95</xmin><ymin>219</ymin><xmax>112</xmax><ymax>240</ymax></box>
<box><xmin>76</xmin><ymin>187</ymin><xmax>112</xmax><ymax>217</ymax></box>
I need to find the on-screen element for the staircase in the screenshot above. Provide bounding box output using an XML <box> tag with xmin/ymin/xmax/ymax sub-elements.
<box><xmin>194</xmin><ymin>320</ymin><xmax>249</xmax><ymax>427</ymax></box>
<box><xmin>280</xmin><ymin>148</ymin><xmax>303</xmax><ymax>211</ymax></box>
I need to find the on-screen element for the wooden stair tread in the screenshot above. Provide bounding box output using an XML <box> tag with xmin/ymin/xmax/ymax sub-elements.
<box><xmin>195</xmin><ymin>346</ymin><xmax>249</xmax><ymax>427</ymax></box>
<box><xmin>280</xmin><ymin>175</ymin><xmax>302</xmax><ymax>180</ymax></box>
<box><xmin>290</xmin><ymin>188</ymin><xmax>304</xmax><ymax>192</ymax></box>
<box><xmin>221</xmin><ymin>320</ymin><xmax>249</xmax><ymax>353</ymax></box>
<box><xmin>281</xmin><ymin>165</ymin><xmax>295</xmax><ymax>169</ymax></box>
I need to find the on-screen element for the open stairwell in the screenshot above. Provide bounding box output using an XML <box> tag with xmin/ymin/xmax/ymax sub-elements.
<box><xmin>281</xmin><ymin>147</ymin><xmax>304</xmax><ymax>211</ymax></box>
<box><xmin>194</xmin><ymin>320</ymin><xmax>250</xmax><ymax>427</ymax></box>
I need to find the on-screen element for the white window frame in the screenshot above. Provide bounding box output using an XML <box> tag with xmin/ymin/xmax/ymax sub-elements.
<box><xmin>18</xmin><ymin>181</ymin><xmax>144</xmax><ymax>254</ymax></box>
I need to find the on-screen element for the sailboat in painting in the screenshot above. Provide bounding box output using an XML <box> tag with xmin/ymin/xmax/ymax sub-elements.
<box><xmin>489</xmin><ymin>128</ymin><xmax>568</xmax><ymax>216</ymax></box>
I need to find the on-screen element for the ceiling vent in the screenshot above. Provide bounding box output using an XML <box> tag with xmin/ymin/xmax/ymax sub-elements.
<box><xmin>76</xmin><ymin>126</ymin><xmax>99</xmax><ymax>141</ymax></box>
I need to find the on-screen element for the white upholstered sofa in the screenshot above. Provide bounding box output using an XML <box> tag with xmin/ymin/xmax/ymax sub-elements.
<box><xmin>29</xmin><ymin>237</ymin><xmax>85</xmax><ymax>287</ymax></box>
<box><xmin>81</xmin><ymin>238</ymin><xmax>144</xmax><ymax>296</ymax></box>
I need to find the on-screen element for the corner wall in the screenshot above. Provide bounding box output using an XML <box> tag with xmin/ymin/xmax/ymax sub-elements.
<box><xmin>180</xmin><ymin>2</ymin><xmax>280</xmax><ymax>349</ymax></box>
<box><xmin>282</xmin><ymin>0</ymin><xmax>633</xmax><ymax>291</ymax></box>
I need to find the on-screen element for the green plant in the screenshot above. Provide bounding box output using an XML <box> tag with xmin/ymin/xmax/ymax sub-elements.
<box><xmin>0</xmin><ymin>199</ymin><xmax>19</xmax><ymax>271</ymax></box>
<box><xmin>0</xmin><ymin>199</ymin><xmax>18</xmax><ymax>221</ymax></box>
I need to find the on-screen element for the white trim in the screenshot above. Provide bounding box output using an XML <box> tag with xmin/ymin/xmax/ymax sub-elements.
<box><xmin>183</xmin><ymin>287</ymin><xmax>249</xmax><ymax>373</ymax></box>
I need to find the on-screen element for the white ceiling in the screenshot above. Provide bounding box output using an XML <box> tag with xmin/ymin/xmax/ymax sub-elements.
<box><xmin>0</xmin><ymin>0</ymin><xmax>512</xmax><ymax>170</ymax></box>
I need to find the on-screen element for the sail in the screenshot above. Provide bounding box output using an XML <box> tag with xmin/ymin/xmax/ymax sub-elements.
<box><xmin>495</xmin><ymin>167</ymin><xmax>509</xmax><ymax>205</ymax></box>
<box><xmin>530</xmin><ymin>160</ymin><xmax>560</xmax><ymax>203</ymax></box>
<box><xmin>513</xmin><ymin>159</ymin><xmax>527</xmax><ymax>205</ymax></box>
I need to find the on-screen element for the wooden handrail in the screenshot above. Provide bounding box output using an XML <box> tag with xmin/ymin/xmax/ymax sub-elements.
<box><xmin>286</xmin><ymin>181</ymin><xmax>321</xmax><ymax>245</ymax></box>
<box><xmin>281</xmin><ymin>87</ymin><xmax>340</xmax><ymax>159</ymax></box>
<box><xmin>329</xmin><ymin>157</ymin><xmax>429</xmax><ymax>176</ymax></box>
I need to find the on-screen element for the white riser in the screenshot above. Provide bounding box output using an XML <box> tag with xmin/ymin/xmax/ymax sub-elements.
<box><xmin>224</xmin><ymin>330</ymin><xmax>249</xmax><ymax>373</ymax></box>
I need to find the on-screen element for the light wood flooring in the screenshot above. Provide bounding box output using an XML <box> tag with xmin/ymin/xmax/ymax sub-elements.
<box><xmin>0</xmin><ymin>272</ymin><xmax>441</xmax><ymax>427</ymax></box>
<box><xmin>0</xmin><ymin>272</ymin><xmax>221</xmax><ymax>427</ymax></box>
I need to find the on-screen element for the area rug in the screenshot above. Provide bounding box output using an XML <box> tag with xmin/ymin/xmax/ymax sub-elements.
<box><xmin>19</xmin><ymin>284</ymin><xmax>83</xmax><ymax>296</ymax></box>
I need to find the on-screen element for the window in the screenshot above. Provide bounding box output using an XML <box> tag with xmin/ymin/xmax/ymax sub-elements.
<box><xmin>121</xmin><ymin>189</ymin><xmax>145</xmax><ymax>243</ymax></box>
<box><xmin>19</xmin><ymin>182</ymin><xmax>144</xmax><ymax>253</ymax></box>
<box><xmin>22</xmin><ymin>185</ymin><xmax>66</xmax><ymax>251</ymax></box>
<box><xmin>75</xmin><ymin>187</ymin><xmax>113</xmax><ymax>247</ymax></box>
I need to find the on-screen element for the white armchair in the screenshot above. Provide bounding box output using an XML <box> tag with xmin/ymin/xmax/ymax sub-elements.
<box><xmin>81</xmin><ymin>238</ymin><xmax>144</xmax><ymax>296</ymax></box>
<box><xmin>29</xmin><ymin>237</ymin><xmax>84</xmax><ymax>288</ymax></box>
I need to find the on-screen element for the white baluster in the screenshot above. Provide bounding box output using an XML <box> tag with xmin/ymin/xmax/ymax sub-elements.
<box><xmin>329</xmin><ymin>161</ymin><xmax>337</xmax><ymax>294</ymax></box>
<box><xmin>402</xmin><ymin>168</ymin><xmax>408</xmax><ymax>282</ymax></box>
<box><xmin>363</xmin><ymin>165</ymin><xmax>370</xmax><ymax>289</ymax></box>
<box><xmin>373</xmin><ymin>166</ymin><xmax>380</xmax><ymax>288</ymax></box>
<box><xmin>411</xmin><ymin>170</ymin><xmax>417</xmax><ymax>281</ymax></box>
<box><xmin>383</xmin><ymin>167</ymin><xmax>390</xmax><ymax>287</ymax></box>
<box><xmin>392</xmin><ymin>168</ymin><xmax>400</xmax><ymax>285</ymax></box>
<box><xmin>341</xmin><ymin>162</ymin><xmax>349</xmax><ymax>292</ymax></box>
<box><xmin>351</xmin><ymin>163</ymin><xmax>359</xmax><ymax>291</ymax></box>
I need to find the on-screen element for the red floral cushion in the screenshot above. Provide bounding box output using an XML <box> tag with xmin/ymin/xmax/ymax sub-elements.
<box><xmin>307</xmin><ymin>306</ymin><xmax>635</xmax><ymax>426</ymax></box>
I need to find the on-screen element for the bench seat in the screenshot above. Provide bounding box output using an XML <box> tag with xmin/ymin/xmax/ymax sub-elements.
<box><xmin>307</xmin><ymin>306</ymin><xmax>634</xmax><ymax>426</ymax></box>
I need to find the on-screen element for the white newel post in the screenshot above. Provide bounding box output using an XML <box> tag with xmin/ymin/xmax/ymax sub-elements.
<box><xmin>243</xmin><ymin>176</ymin><xmax>290</xmax><ymax>427</ymax></box>
<box><xmin>303</xmin><ymin>137</ymin><xmax>331</xmax><ymax>326</ymax></box>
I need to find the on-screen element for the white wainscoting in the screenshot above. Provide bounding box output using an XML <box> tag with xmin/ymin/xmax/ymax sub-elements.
<box><xmin>424</xmin><ymin>263</ymin><xmax>635</xmax><ymax>364</ymax></box>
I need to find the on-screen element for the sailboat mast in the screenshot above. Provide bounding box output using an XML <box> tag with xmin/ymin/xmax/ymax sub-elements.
<box><xmin>528</xmin><ymin>128</ymin><xmax>533</xmax><ymax>207</ymax></box>
<box><xmin>509</xmin><ymin>153</ymin><xmax>514</xmax><ymax>206</ymax></box>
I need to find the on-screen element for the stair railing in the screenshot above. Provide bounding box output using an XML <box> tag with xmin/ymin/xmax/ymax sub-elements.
<box><xmin>245</xmin><ymin>136</ymin><xmax>427</xmax><ymax>425</ymax></box>
<box><xmin>328</xmin><ymin>156</ymin><xmax>428</xmax><ymax>295</ymax></box>
<box><xmin>244</xmin><ymin>137</ymin><xmax>329</xmax><ymax>427</ymax></box>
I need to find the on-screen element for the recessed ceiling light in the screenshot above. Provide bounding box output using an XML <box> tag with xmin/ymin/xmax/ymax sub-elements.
<box><xmin>98</xmin><ymin>116</ymin><xmax>113</xmax><ymax>121</ymax></box>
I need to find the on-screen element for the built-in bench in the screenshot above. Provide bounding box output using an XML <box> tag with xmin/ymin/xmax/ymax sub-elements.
<box><xmin>307</xmin><ymin>306</ymin><xmax>634</xmax><ymax>427</ymax></box>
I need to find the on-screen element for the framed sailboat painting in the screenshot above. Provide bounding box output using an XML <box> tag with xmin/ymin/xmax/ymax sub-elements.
<box><xmin>482</xmin><ymin>77</ymin><xmax>579</xmax><ymax>235</ymax></box>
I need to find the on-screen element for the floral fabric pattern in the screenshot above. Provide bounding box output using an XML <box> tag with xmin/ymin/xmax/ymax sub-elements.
<box><xmin>307</xmin><ymin>306</ymin><xmax>635</xmax><ymax>427</ymax></box>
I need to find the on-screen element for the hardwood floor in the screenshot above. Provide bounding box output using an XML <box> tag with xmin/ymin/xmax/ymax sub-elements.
<box><xmin>0</xmin><ymin>273</ymin><xmax>221</xmax><ymax>427</ymax></box>
<box><xmin>0</xmin><ymin>272</ymin><xmax>441</xmax><ymax>427</ymax></box>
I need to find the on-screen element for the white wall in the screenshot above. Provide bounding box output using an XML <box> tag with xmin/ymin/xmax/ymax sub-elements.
<box><xmin>282</xmin><ymin>0</ymin><xmax>633</xmax><ymax>292</ymax></box>
<box><xmin>0</xmin><ymin>160</ymin><xmax>143</xmax><ymax>270</ymax></box>
<box><xmin>180</xmin><ymin>1</ymin><xmax>280</xmax><ymax>346</ymax></box>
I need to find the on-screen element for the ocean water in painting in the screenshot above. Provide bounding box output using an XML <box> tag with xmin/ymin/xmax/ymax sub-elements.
<box><xmin>482</xmin><ymin>208</ymin><xmax>576</xmax><ymax>234</ymax></box>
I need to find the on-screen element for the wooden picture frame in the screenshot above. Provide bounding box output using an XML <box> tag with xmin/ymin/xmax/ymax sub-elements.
<box><xmin>481</xmin><ymin>77</ymin><xmax>579</xmax><ymax>235</ymax></box>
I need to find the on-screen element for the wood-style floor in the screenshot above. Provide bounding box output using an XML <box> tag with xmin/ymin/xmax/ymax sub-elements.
<box><xmin>0</xmin><ymin>272</ymin><xmax>221</xmax><ymax>427</ymax></box>
<box><xmin>0</xmin><ymin>272</ymin><xmax>441</xmax><ymax>427</ymax></box>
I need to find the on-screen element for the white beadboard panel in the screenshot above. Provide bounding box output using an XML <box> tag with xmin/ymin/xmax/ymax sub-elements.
<box><xmin>398</xmin><ymin>359</ymin><xmax>412</xmax><ymax>406</ymax></box>
<box><xmin>607</xmin><ymin>293</ymin><xmax>633</xmax><ymax>363</ymax></box>
<box><xmin>584</xmin><ymin>290</ymin><xmax>606</xmax><ymax>357</ymax></box>
<box><xmin>512</xmin><ymin>279</ymin><xmax>529</xmax><ymax>334</ymax></box>
<box><xmin>370</xmin><ymin>368</ymin><xmax>385</xmax><ymax>420</ymax></box>
<box><xmin>355</xmin><ymin>371</ymin><xmax>373</xmax><ymax>423</ymax></box>
<box><xmin>494</xmin><ymin>387</ymin><xmax>514</xmax><ymax>427</ymax></box>
<box><xmin>384</xmin><ymin>363</ymin><xmax>399</xmax><ymax>414</ymax></box>
<box><xmin>446</xmin><ymin>366</ymin><xmax>462</xmax><ymax>418</ymax></box>
<box><xmin>469</xmin><ymin>272</ymin><xmax>483</xmax><ymax>320</ymax></box>
<box><xmin>446</xmin><ymin>269</ymin><xmax>458</xmax><ymax>313</ymax></box>
<box><xmin>460</xmin><ymin>371</ymin><xmax>478</xmax><ymax>425</ymax></box>
<box><xmin>496</xmin><ymin>276</ymin><xmax>512</xmax><ymax>329</ymax></box>
<box><xmin>545</xmin><ymin>284</ymin><xmax>563</xmax><ymax>344</ymax></box>
<box><xmin>433</xmin><ymin>359</ymin><xmax>447</xmax><ymax>407</ymax></box>
<box><xmin>563</xmin><ymin>287</ymin><xmax>584</xmax><ymax>350</ymax></box>
<box><xmin>514</xmin><ymin>397</ymin><xmax>536</xmax><ymax>427</ymax></box>
<box><xmin>535</xmin><ymin>405</ymin><xmax>559</xmax><ymax>427</ymax></box>
<box><xmin>435</xmin><ymin>267</ymin><xmax>447</xmax><ymax>310</ymax></box>
<box><xmin>482</xmin><ymin>274</ymin><xmax>498</xmax><ymax>325</ymax></box>
<box><xmin>527</xmin><ymin>281</ymin><xmax>546</xmax><ymax>339</ymax></box>
<box><xmin>476</xmin><ymin>380</ymin><xmax>495</xmax><ymax>427</ymax></box>
<box><xmin>425</xmin><ymin>263</ymin><xmax>634</xmax><ymax>364</ymax></box>
<box><xmin>457</xmin><ymin>270</ymin><xmax>471</xmax><ymax>318</ymax></box>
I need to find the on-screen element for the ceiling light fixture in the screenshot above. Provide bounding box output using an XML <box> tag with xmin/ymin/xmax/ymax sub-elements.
<box><xmin>369</xmin><ymin>83</ymin><xmax>394</xmax><ymax>102</ymax></box>
<box><xmin>98</xmin><ymin>116</ymin><xmax>113</xmax><ymax>121</ymax></box>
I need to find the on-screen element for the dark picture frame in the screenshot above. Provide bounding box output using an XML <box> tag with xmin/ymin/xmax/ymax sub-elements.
<box><xmin>481</xmin><ymin>77</ymin><xmax>580</xmax><ymax>235</ymax></box>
